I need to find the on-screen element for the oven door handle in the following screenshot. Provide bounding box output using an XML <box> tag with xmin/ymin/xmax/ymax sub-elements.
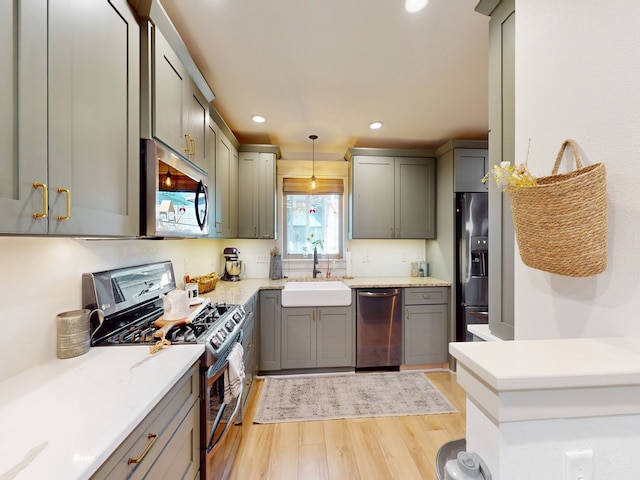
<box><xmin>206</xmin><ymin>381</ymin><xmax>244</xmax><ymax>454</ymax></box>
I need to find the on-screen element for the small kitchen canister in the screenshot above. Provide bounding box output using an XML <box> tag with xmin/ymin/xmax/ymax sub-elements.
<box><xmin>56</xmin><ymin>309</ymin><xmax>102</xmax><ymax>359</ymax></box>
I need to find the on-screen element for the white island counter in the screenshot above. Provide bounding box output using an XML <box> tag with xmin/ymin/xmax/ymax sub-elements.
<box><xmin>449</xmin><ymin>337</ymin><xmax>640</xmax><ymax>480</ymax></box>
<box><xmin>0</xmin><ymin>344</ymin><xmax>203</xmax><ymax>480</ymax></box>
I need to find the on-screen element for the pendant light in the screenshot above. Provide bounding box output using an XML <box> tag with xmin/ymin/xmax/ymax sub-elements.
<box><xmin>164</xmin><ymin>166</ymin><xmax>172</xmax><ymax>188</ymax></box>
<box><xmin>309</xmin><ymin>134</ymin><xmax>318</xmax><ymax>190</ymax></box>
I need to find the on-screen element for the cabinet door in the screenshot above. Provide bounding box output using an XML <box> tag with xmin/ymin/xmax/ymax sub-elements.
<box><xmin>281</xmin><ymin>307</ymin><xmax>316</xmax><ymax>369</ymax></box>
<box><xmin>351</xmin><ymin>156</ymin><xmax>395</xmax><ymax>238</ymax></box>
<box><xmin>237</xmin><ymin>152</ymin><xmax>259</xmax><ymax>238</ymax></box>
<box><xmin>316</xmin><ymin>306</ymin><xmax>353</xmax><ymax>368</ymax></box>
<box><xmin>0</xmin><ymin>1</ymin><xmax>47</xmax><ymax>234</ymax></box>
<box><xmin>258</xmin><ymin>153</ymin><xmax>276</xmax><ymax>239</ymax></box>
<box><xmin>404</xmin><ymin>304</ymin><xmax>448</xmax><ymax>364</ymax></box>
<box><xmin>454</xmin><ymin>149</ymin><xmax>489</xmax><ymax>192</ymax></box>
<box><xmin>48</xmin><ymin>0</ymin><xmax>139</xmax><ymax>236</ymax></box>
<box><xmin>259</xmin><ymin>290</ymin><xmax>281</xmax><ymax>371</ymax></box>
<box><xmin>153</xmin><ymin>27</ymin><xmax>188</xmax><ymax>157</ymax></box>
<box><xmin>185</xmin><ymin>78</ymin><xmax>208</xmax><ymax>171</ymax></box>
<box><xmin>395</xmin><ymin>157</ymin><xmax>436</xmax><ymax>239</ymax></box>
<box><xmin>213</xmin><ymin>133</ymin><xmax>235</xmax><ymax>237</ymax></box>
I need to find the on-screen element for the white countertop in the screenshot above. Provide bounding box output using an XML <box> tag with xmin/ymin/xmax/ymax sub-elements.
<box><xmin>202</xmin><ymin>276</ymin><xmax>450</xmax><ymax>307</ymax></box>
<box><xmin>449</xmin><ymin>337</ymin><xmax>640</xmax><ymax>422</ymax></box>
<box><xmin>0</xmin><ymin>344</ymin><xmax>203</xmax><ymax>480</ymax></box>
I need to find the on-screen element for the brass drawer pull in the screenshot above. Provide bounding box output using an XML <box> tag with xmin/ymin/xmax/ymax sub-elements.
<box><xmin>422</xmin><ymin>294</ymin><xmax>431</xmax><ymax>299</ymax></box>
<box><xmin>127</xmin><ymin>433</ymin><xmax>157</xmax><ymax>465</ymax></box>
<box><xmin>57</xmin><ymin>187</ymin><xmax>71</xmax><ymax>221</ymax></box>
<box><xmin>33</xmin><ymin>182</ymin><xmax>48</xmax><ymax>219</ymax></box>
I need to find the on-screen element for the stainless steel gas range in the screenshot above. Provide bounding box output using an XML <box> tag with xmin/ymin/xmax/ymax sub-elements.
<box><xmin>82</xmin><ymin>261</ymin><xmax>246</xmax><ymax>480</ymax></box>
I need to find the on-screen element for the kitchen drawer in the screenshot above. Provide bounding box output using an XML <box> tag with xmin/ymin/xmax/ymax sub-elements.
<box><xmin>91</xmin><ymin>364</ymin><xmax>199</xmax><ymax>480</ymax></box>
<box><xmin>404</xmin><ymin>287</ymin><xmax>449</xmax><ymax>305</ymax></box>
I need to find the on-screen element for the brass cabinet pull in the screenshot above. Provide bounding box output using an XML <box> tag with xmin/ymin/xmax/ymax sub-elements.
<box><xmin>396</xmin><ymin>227</ymin><xmax>400</xmax><ymax>238</ymax></box>
<box><xmin>312</xmin><ymin>310</ymin><xmax>315</xmax><ymax>321</ymax></box>
<box><xmin>390</xmin><ymin>227</ymin><xmax>394</xmax><ymax>237</ymax></box>
<box><xmin>253</xmin><ymin>226</ymin><xmax>257</xmax><ymax>237</ymax></box>
<box><xmin>32</xmin><ymin>182</ymin><xmax>48</xmax><ymax>219</ymax></box>
<box><xmin>190</xmin><ymin>137</ymin><xmax>196</xmax><ymax>156</ymax></box>
<box><xmin>215</xmin><ymin>221</ymin><xmax>223</xmax><ymax>234</ymax></box>
<box><xmin>422</xmin><ymin>294</ymin><xmax>431</xmax><ymax>299</ymax></box>
<box><xmin>57</xmin><ymin>187</ymin><xmax>71</xmax><ymax>221</ymax></box>
<box><xmin>127</xmin><ymin>433</ymin><xmax>157</xmax><ymax>465</ymax></box>
<box><xmin>276</xmin><ymin>293</ymin><xmax>280</xmax><ymax>304</ymax></box>
<box><xmin>184</xmin><ymin>134</ymin><xmax>191</xmax><ymax>154</ymax></box>
<box><xmin>406</xmin><ymin>309</ymin><xmax>410</xmax><ymax>320</ymax></box>
<box><xmin>318</xmin><ymin>310</ymin><xmax>322</xmax><ymax>321</ymax></box>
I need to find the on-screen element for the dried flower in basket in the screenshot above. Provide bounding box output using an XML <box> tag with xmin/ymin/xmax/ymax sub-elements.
<box><xmin>482</xmin><ymin>161</ymin><xmax>537</xmax><ymax>191</ymax></box>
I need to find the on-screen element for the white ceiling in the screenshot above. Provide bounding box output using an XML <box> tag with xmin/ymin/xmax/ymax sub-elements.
<box><xmin>160</xmin><ymin>0</ymin><xmax>489</xmax><ymax>161</ymax></box>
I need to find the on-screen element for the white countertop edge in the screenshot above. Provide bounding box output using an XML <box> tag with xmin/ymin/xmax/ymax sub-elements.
<box><xmin>0</xmin><ymin>344</ymin><xmax>204</xmax><ymax>480</ymax></box>
<box><xmin>451</xmin><ymin>337</ymin><xmax>640</xmax><ymax>423</ymax></box>
<box><xmin>467</xmin><ymin>324</ymin><xmax>503</xmax><ymax>342</ymax></box>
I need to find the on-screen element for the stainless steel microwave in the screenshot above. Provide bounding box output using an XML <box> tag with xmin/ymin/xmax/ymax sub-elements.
<box><xmin>140</xmin><ymin>138</ymin><xmax>209</xmax><ymax>237</ymax></box>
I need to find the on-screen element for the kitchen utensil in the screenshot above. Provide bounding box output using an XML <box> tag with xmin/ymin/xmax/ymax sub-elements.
<box><xmin>56</xmin><ymin>309</ymin><xmax>102</xmax><ymax>359</ymax></box>
<box><xmin>185</xmin><ymin>282</ymin><xmax>199</xmax><ymax>300</ymax></box>
<box><xmin>161</xmin><ymin>289</ymin><xmax>190</xmax><ymax>320</ymax></box>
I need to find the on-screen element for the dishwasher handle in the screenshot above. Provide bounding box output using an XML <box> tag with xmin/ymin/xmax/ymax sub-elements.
<box><xmin>357</xmin><ymin>291</ymin><xmax>401</xmax><ymax>298</ymax></box>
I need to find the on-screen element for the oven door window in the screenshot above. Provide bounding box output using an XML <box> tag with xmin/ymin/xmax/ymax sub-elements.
<box><xmin>157</xmin><ymin>159</ymin><xmax>209</xmax><ymax>235</ymax></box>
<box><xmin>206</xmin><ymin>364</ymin><xmax>243</xmax><ymax>453</ymax></box>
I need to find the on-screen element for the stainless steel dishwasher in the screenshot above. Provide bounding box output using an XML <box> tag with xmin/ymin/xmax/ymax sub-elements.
<box><xmin>356</xmin><ymin>288</ymin><xmax>403</xmax><ymax>369</ymax></box>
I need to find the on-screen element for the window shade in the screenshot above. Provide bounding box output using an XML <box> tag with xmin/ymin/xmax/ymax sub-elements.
<box><xmin>283</xmin><ymin>177</ymin><xmax>344</xmax><ymax>194</ymax></box>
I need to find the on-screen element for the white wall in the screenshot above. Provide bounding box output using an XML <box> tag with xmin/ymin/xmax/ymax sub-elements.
<box><xmin>475</xmin><ymin>1</ymin><xmax>640</xmax><ymax>478</ymax></box>
<box><xmin>514</xmin><ymin>0</ymin><xmax>640</xmax><ymax>340</ymax></box>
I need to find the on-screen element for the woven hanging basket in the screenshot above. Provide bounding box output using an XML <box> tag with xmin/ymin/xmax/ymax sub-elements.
<box><xmin>507</xmin><ymin>139</ymin><xmax>608</xmax><ymax>277</ymax></box>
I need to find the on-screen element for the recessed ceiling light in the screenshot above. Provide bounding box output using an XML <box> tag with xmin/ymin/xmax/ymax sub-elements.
<box><xmin>405</xmin><ymin>0</ymin><xmax>429</xmax><ymax>13</ymax></box>
<box><xmin>252</xmin><ymin>115</ymin><xmax>266</xmax><ymax>123</ymax></box>
<box><xmin>369</xmin><ymin>121</ymin><xmax>383</xmax><ymax>130</ymax></box>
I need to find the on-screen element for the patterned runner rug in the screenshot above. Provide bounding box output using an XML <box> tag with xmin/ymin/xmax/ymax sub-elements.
<box><xmin>253</xmin><ymin>371</ymin><xmax>457</xmax><ymax>424</ymax></box>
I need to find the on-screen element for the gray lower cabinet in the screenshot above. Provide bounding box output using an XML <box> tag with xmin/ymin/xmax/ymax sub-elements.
<box><xmin>281</xmin><ymin>306</ymin><xmax>353</xmax><ymax>369</ymax></box>
<box><xmin>240</xmin><ymin>293</ymin><xmax>257</xmax><ymax>408</ymax></box>
<box><xmin>237</xmin><ymin>152</ymin><xmax>276</xmax><ymax>239</ymax></box>
<box><xmin>350</xmin><ymin>155</ymin><xmax>436</xmax><ymax>239</ymax></box>
<box><xmin>1</xmin><ymin>0</ymin><xmax>139</xmax><ymax>236</ymax></box>
<box><xmin>403</xmin><ymin>287</ymin><xmax>449</xmax><ymax>364</ymax></box>
<box><xmin>91</xmin><ymin>364</ymin><xmax>200</xmax><ymax>480</ymax></box>
<box><xmin>259</xmin><ymin>290</ymin><xmax>281</xmax><ymax>371</ymax></box>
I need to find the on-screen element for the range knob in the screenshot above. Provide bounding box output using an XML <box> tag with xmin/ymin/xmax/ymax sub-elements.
<box><xmin>211</xmin><ymin>336</ymin><xmax>222</xmax><ymax>348</ymax></box>
<box><xmin>225</xmin><ymin>320</ymin><xmax>234</xmax><ymax>332</ymax></box>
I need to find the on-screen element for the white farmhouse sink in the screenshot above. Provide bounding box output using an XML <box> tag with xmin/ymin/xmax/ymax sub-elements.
<box><xmin>281</xmin><ymin>281</ymin><xmax>352</xmax><ymax>307</ymax></box>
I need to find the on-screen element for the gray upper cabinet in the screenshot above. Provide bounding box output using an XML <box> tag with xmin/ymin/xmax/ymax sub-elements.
<box><xmin>211</xmin><ymin>129</ymin><xmax>238</xmax><ymax>238</ymax></box>
<box><xmin>453</xmin><ymin>148</ymin><xmax>489</xmax><ymax>192</ymax></box>
<box><xmin>0</xmin><ymin>0</ymin><xmax>139</xmax><ymax>236</ymax></box>
<box><xmin>350</xmin><ymin>154</ymin><xmax>436</xmax><ymax>239</ymax></box>
<box><xmin>152</xmin><ymin>27</ymin><xmax>209</xmax><ymax>172</ymax></box>
<box><xmin>237</xmin><ymin>152</ymin><xmax>276</xmax><ymax>239</ymax></box>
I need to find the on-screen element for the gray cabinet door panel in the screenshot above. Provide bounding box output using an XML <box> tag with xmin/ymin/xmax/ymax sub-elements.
<box><xmin>0</xmin><ymin>2</ymin><xmax>47</xmax><ymax>233</ymax></box>
<box><xmin>316</xmin><ymin>306</ymin><xmax>353</xmax><ymax>368</ymax></box>
<box><xmin>395</xmin><ymin>158</ymin><xmax>435</xmax><ymax>238</ymax></box>
<box><xmin>186</xmin><ymin>80</ymin><xmax>208</xmax><ymax>171</ymax></box>
<box><xmin>48</xmin><ymin>0</ymin><xmax>139</xmax><ymax>236</ymax></box>
<box><xmin>404</xmin><ymin>304</ymin><xmax>448</xmax><ymax>364</ymax></box>
<box><xmin>153</xmin><ymin>27</ymin><xmax>187</xmax><ymax>156</ymax></box>
<box><xmin>259</xmin><ymin>290</ymin><xmax>281</xmax><ymax>371</ymax></box>
<box><xmin>237</xmin><ymin>152</ymin><xmax>259</xmax><ymax>238</ymax></box>
<box><xmin>454</xmin><ymin>149</ymin><xmax>489</xmax><ymax>192</ymax></box>
<box><xmin>281</xmin><ymin>307</ymin><xmax>316</xmax><ymax>369</ymax></box>
<box><xmin>352</xmin><ymin>156</ymin><xmax>395</xmax><ymax>238</ymax></box>
<box><xmin>258</xmin><ymin>153</ymin><xmax>276</xmax><ymax>239</ymax></box>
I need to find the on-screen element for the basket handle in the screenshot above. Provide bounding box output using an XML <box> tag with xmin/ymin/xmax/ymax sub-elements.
<box><xmin>552</xmin><ymin>139</ymin><xmax>583</xmax><ymax>174</ymax></box>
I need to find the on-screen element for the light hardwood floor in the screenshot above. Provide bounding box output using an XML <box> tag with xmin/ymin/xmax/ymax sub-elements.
<box><xmin>228</xmin><ymin>371</ymin><xmax>466</xmax><ymax>480</ymax></box>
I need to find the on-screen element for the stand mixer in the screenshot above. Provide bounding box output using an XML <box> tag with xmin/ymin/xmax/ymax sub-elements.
<box><xmin>221</xmin><ymin>247</ymin><xmax>243</xmax><ymax>281</ymax></box>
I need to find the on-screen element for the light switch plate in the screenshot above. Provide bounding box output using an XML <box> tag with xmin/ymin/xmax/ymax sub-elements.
<box><xmin>564</xmin><ymin>450</ymin><xmax>593</xmax><ymax>480</ymax></box>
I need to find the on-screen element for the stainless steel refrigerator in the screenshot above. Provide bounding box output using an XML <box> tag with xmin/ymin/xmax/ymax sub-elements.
<box><xmin>456</xmin><ymin>192</ymin><xmax>489</xmax><ymax>341</ymax></box>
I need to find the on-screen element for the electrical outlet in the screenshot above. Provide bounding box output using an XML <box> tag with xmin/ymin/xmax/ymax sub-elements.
<box><xmin>362</xmin><ymin>254</ymin><xmax>370</xmax><ymax>263</ymax></box>
<box><xmin>564</xmin><ymin>450</ymin><xmax>593</xmax><ymax>480</ymax></box>
<box><xmin>257</xmin><ymin>254</ymin><xmax>268</xmax><ymax>263</ymax></box>
<box><xmin>401</xmin><ymin>253</ymin><xmax>408</xmax><ymax>262</ymax></box>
